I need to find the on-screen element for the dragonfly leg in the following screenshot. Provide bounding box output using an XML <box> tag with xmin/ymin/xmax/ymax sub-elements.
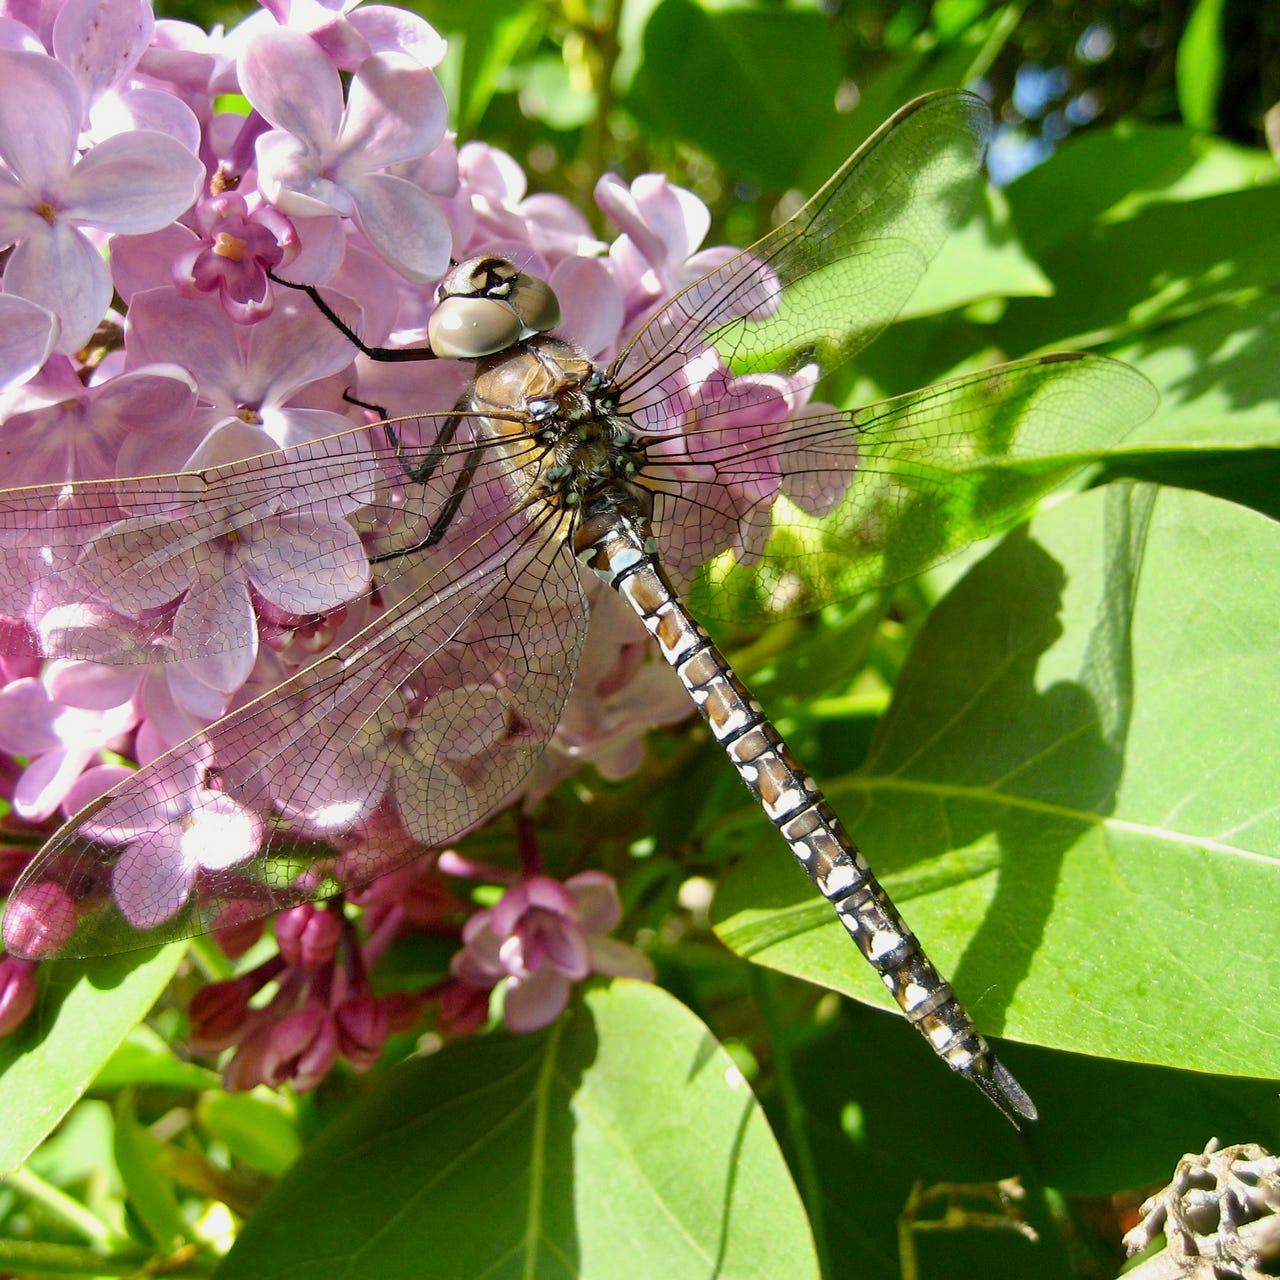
<box><xmin>267</xmin><ymin>269</ymin><xmax>438</xmax><ymax>363</ymax></box>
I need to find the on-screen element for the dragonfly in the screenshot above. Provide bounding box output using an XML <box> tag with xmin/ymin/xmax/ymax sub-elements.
<box><xmin>0</xmin><ymin>90</ymin><xmax>1156</xmax><ymax>1125</ymax></box>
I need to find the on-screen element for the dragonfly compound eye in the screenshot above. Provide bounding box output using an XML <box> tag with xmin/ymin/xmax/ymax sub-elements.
<box><xmin>506</xmin><ymin>271</ymin><xmax>560</xmax><ymax>336</ymax></box>
<box><xmin>428</xmin><ymin>295</ymin><xmax>525</xmax><ymax>359</ymax></box>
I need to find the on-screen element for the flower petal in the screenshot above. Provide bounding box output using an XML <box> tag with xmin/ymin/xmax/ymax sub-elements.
<box><xmin>503</xmin><ymin>967</ymin><xmax>570</xmax><ymax>1033</ymax></box>
<box><xmin>62</xmin><ymin>130</ymin><xmax>203</xmax><ymax>233</ymax></box>
<box><xmin>4</xmin><ymin>222</ymin><xmax>112</xmax><ymax>354</ymax></box>
<box><xmin>239</xmin><ymin>27</ymin><xmax>342</xmax><ymax>146</ymax></box>
<box><xmin>347</xmin><ymin>170</ymin><xmax>451</xmax><ymax>282</ymax></box>
<box><xmin>337</xmin><ymin>52</ymin><xmax>445</xmax><ymax>169</ymax></box>
<box><xmin>0</xmin><ymin>49</ymin><xmax>78</xmax><ymax>187</ymax></box>
<box><xmin>242</xmin><ymin>514</ymin><xmax>370</xmax><ymax>613</ymax></box>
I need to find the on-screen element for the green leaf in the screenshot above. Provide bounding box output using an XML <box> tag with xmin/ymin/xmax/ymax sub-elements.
<box><xmin>0</xmin><ymin>946</ymin><xmax>185</xmax><ymax>1174</ymax></box>
<box><xmin>217</xmin><ymin>981</ymin><xmax>819</xmax><ymax>1280</ymax></box>
<box><xmin>1111</xmin><ymin>292</ymin><xmax>1280</xmax><ymax>451</ymax></box>
<box><xmin>713</xmin><ymin>485</ymin><xmax>1280</xmax><ymax>1080</ymax></box>
<box><xmin>113</xmin><ymin>1091</ymin><xmax>186</xmax><ymax>1250</ymax></box>
<box><xmin>93</xmin><ymin>1026</ymin><xmax>220</xmax><ymax>1092</ymax></box>
<box><xmin>1176</xmin><ymin>0</ymin><xmax>1228</xmax><ymax>130</ymax></box>
<box><xmin>994</xmin><ymin>182</ymin><xmax>1280</xmax><ymax>354</ymax></box>
<box><xmin>197</xmin><ymin>1089</ymin><xmax>301</xmax><ymax>1178</ymax></box>
<box><xmin>627</xmin><ymin>0</ymin><xmax>843</xmax><ymax>188</ymax></box>
<box><xmin>1005</xmin><ymin>121</ymin><xmax>1277</xmax><ymax>262</ymax></box>
<box><xmin>899</xmin><ymin>186</ymin><xmax>1052</xmax><ymax>320</ymax></box>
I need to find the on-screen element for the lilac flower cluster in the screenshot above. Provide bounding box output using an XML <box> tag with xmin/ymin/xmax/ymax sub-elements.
<box><xmin>0</xmin><ymin>0</ymin><xmax>808</xmax><ymax>1082</ymax></box>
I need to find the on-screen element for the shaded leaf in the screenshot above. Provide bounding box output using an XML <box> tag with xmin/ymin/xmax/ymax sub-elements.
<box><xmin>714</xmin><ymin>485</ymin><xmax>1280</xmax><ymax>1080</ymax></box>
<box><xmin>0</xmin><ymin>946</ymin><xmax>184</xmax><ymax>1173</ymax></box>
<box><xmin>218</xmin><ymin>981</ymin><xmax>819</xmax><ymax>1280</ymax></box>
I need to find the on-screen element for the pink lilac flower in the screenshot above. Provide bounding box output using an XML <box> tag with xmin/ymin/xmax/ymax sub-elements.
<box><xmin>0</xmin><ymin>358</ymin><xmax>197</xmax><ymax>487</ymax></box>
<box><xmin>451</xmin><ymin>872</ymin><xmax>654</xmax><ymax>1033</ymax></box>
<box><xmin>171</xmin><ymin>191</ymin><xmax>300</xmax><ymax>324</ymax></box>
<box><xmin>0</xmin><ymin>0</ymin><xmax>801</xmax><ymax>1080</ymax></box>
<box><xmin>0</xmin><ymin>46</ymin><xmax>203</xmax><ymax>352</ymax></box>
<box><xmin>58</xmin><ymin>753</ymin><xmax>266</xmax><ymax>930</ymax></box>
<box><xmin>239</xmin><ymin>26</ymin><xmax>450</xmax><ymax>282</ymax></box>
<box><xmin>0</xmin><ymin>676</ymin><xmax>136</xmax><ymax>821</ymax></box>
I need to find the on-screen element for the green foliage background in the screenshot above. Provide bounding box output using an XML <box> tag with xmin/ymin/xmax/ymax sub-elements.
<box><xmin>2</xmin><ymin>1</ymin><xmax>1278</xmax><ymax>1278</ymax></box>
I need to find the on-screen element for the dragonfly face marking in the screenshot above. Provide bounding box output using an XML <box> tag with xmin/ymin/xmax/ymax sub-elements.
<box><xmin>0</xmin><ymin>89</ymin><xmax>1161</xmax><ymax>1124</ymax></box>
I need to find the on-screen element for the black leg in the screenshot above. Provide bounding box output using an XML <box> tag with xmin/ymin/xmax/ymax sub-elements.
<box><xmin>371</xmin><ymin>442</ymin><xmax>484</xmax><ymax>563</ymax></box>
<box><xmin>267</xmin><ymin>269</ymin><xmax>437</xmax><ymax>363</ymax></box>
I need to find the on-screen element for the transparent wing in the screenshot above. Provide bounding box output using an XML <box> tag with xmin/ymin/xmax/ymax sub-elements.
<box><xmin>4</xmin><ymin>487</ymin><xmax>587</xmax><ymax>958</ymax></box>
<box><xmin>0</xmin><ymin>413</ymin><xmax>534</xmax><ymax>664</ymax></box>
<box><xmin>613</xmin><ymin>90</ymin><xmax>991</xmax><ymax>418</ymax></box>
<box><xmin>644</xmin><ymin>353</ymin><xmax>1160</xmax><ymax>620</ymax></box>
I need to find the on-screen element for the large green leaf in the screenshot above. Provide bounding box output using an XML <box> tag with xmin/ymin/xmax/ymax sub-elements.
<box><xmin>0</xmin><ymin>946</ymin><xmax>184</xmax><ymax>1174</ymax></box>
<box><xmin>713</xmin><ymin>485</ymin><xmax>1280</xmax><ymax>1080</ymax></box>
<box><xmin>994</xmin><ymin>182</ymin><xmax>1280</xmax><ymax>354</ymax></box>
<box><xmin>627</xmin><ymin>0</ymin><xmax>844</xmax><ymax>189</ymax></box>
<box><xmin>1111</xmin><ymin>292</ymin><xmax>1280</xmax><ymax>451</ymax></box>
<box><xmin>1004</xmin><ymin>122</ymin><xmax>1277</xmax><ymax>262</ymax></box>
<box><xmin>217</xmin><ymin>981</ymin><xmax>819</xmax><ymax>1280</ymax></box>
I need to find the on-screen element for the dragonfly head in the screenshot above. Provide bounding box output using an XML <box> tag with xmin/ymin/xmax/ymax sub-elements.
<box><xmin>428</xmin><ymin>256</ymin><xmax>560</xmax><ymax>359</ymax></box>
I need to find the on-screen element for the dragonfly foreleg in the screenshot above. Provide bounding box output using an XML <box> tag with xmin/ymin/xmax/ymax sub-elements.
<box><xmin>267</xmin><ymin>269</ymin><xmax>437</xmax><ymax>363</ymax></box>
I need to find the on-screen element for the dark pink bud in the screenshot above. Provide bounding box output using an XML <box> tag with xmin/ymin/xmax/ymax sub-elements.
<box><xmin>265</xmin><ymin>1007</ymin><xmax>338</xmax><ymax>1092</ymax></box>
<box><xmin>335</xmin><ymin>995</ymin><xmax>389</xmax><ymax>1071</ymax></box>
<box><xmin>212</xmin><ymin>901</ymin><xmax>266</xmax><ymax>959</ymax></box>
<box><xmin>2</xmin><ymin>882</ymin><xmax>77</xmax><ymax>959</ymax></box>
<box><xmin>438</xmin><ymin>980</ymin><xmax>490</xmax><ymax>1038</ymax></box>
<box><xmin>382</xmin><ymin>989</ymin><xmax>430</xmax><ymax>1035</ymax></box>
<box><xmin>0</xmin><ymin>955</ymin><xmax>37</xmax><ymax>1035</ymax></box>
<box><xmin>189</xmin><ymin>978</ymin><xmax>254</xmax><ymax>1054</ymax></box>
<box><xmin>275</xmin><ymin>905</ymin><xmax>341</xmax><ymax>969</ymax></box>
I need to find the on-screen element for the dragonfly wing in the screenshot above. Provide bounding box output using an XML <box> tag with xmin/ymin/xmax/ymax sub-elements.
<box><xmin>645</xmin><ymin>352</ymin><xmax>1159</xmax><ymax>620</ymax></box>
<box><xmin>3</xmin><ymin>501</ymin><xmax>587</xmax><ymax>958</ymax></box>
<box><xmin>0</xmin><ymin>416</ymin><xmax>490</xmax><ymax>664</ymax></box>
<box><xmin>612</xmin><ymin>90</ymin><xmax>992</xmax><ymax>417</ymax></box>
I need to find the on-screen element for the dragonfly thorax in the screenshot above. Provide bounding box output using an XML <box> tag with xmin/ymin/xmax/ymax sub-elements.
<box><xmin>470</xmin><ymin>335</ymin><xmax>651</xmax><ymax>522</ymax></box>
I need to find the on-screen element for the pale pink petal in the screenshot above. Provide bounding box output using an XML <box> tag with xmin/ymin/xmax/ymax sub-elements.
<box><xmin>551</xmin><ymin>256</ymin><xmax>620</xmax><ymax>357</ymax></box>
<box><xmin>95</xmin><ymin>86</ymin><xmax>201</xmax><ymax>151</ymax></box>
<box><xmin>5</xmin><ymin>222</ymin><xmax>112</xmax><ymax>353</ymax></box>
<box><xmin>44</xmin><ymin>657</ymin><xmax>139</xmax><ymax>710</ymax></box>
<box><xmin>241</xmin><ymin>297</ymin><xmax>356</xmax><ymax>392</ymax></box>
<box><xmin>113</xmin><ymin>828</ymin><xmax>193</xmax><ymax>929</ymax></box>
<box><xmin>348</xmin><ymin>7</ymin><xmax>446</xmax><ymax>64</ymax></box>
<box><xmin>62</xmin><ymin>131</ymin><xmax>203</xmax><ymax>232</ymax></box>
<box><xmin>16</xmin><ymin>749</ymin><xmax>86</xmax><ymax>821</ymax></box>
<box><xmin>0</xmin><ymin>294</ymin><xmax>57</xmax><ymax>388</ymax></box>
<box><xmin>347</xmin><ymin>170</ymin><xmax>450</xmax><ymax>282</ymax></box>
<box><xmin>242</xmin><ymin>515</ymin><xmax>369</xmax><ymax>613</ymax></box>
<box><xmin>124</xmin><ymin>288</ymin><xmax>245</xmax><ymax>394</ymax></box>
<box><xmin>239</xmin><ymin>27</ymin><xmax>342</xmax><ymax>143</ymax></box>
<box><xmin>337</xmin><ymin>53</ymin><xmax>445</xmax><ymax>168</ymax></box>
<box><xmin>567</xmin><ymin>870</ymin><xmax>622</xmax><ymax>933</ymax></box>
<box><xmin>171</xmin><ymin>568</ymin><xmax>257</xmax><ymax>694</ymax></box>
<box><xmin>63</xmin><ymin>762</ymin><xmax>133</xmax><ymax>812</ymax></box>
<box><xmin>179</xmin><ymin>791</ymin><xmax>263</xmax><ymax>871</ymax></box>
<box><xmin>0</xmin><ymin>50</ymin><xmax>78</xmax><ymax>186</ymax></box>
<box><xmin>53</xmin><ymin>0</ymin><xmax>152</xmax><ymax>107</ymax></box>
<box><xmin>503</xmin><ymin>967</ymin><xmax>570</xmax><ymax>1033</ymax></box>
<box><xmin>256</xmin><ymin>130</ymin><xmax>352</xmax><ymax>218</ymax></box>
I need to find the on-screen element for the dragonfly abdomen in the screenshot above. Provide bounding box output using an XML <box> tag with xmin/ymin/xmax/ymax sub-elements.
<box><xmin>578</xmin><ymin>511</ymin><xmax>1036</xmax><ymax>1125</ymax></box>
